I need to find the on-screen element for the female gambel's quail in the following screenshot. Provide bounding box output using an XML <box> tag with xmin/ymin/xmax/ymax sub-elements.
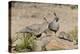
<box><xmin>19</xmin><ymin>17</ymin><xmax>49</xmax><ymax>38</ymax></box>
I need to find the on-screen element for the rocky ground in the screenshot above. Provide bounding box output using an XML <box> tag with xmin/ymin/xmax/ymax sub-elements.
<box><xmin>9</xmin><ymin>1</ymin><xmax>78</xmax><ymax>53</ymax></box>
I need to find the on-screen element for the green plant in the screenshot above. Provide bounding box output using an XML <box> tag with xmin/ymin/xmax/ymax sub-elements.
<box><xmin>69</xmin><ymin>27</ymin><xmax>78</xmax><ymax>45</ymax></box>
<box><xmin>15</xmin><ymin>33</ymin><xmax>36</xmax><ymax>52</ymax></box>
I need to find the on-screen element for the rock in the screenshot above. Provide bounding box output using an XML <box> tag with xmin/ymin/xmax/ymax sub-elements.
<box><xmin>46</xmin><ymin>36</ymin><xmax>75</xmax><ymax>50</ymax></box>
<box><xmin>33</xmin><ymin>33</ymin><xmax>53</xmax><ymax>51</ymax></box>
<box><xmin>58</xmin><ymin>31</ymin><xmax>73</xmax><ymax>42</ymax></box>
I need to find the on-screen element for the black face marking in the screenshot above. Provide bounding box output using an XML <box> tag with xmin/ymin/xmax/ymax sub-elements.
<box><xmin>36</xmin><ymin>34</ymin><xmax>42</xmax><ymax>38</ymax></box>
<box><xmin>56</xmin><ymin>17</ymin><xmax>59</xmax><ymax>22</ymax></box>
